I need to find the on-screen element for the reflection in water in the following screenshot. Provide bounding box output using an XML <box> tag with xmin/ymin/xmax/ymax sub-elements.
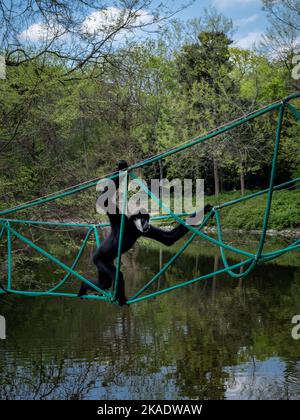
<box><xmin>0</xmin><ymin>230</ymin><xmax>300</xmax><ymax>399</ymax></box>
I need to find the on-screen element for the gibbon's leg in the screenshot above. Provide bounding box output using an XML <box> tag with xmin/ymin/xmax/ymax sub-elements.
<box><xmin>78</xmin><ymin>259</ymin><xmax>113</xmax><ymax>297</ymax></box>
<box><xmin>78</xmin><ymin>259</ymin><xmax>127</xmax><ymax>306</ymax></box>
<box><xmin>96</xmin><ymin>260</ymin><xmax>127</xmax><ymax>306</ymax></box>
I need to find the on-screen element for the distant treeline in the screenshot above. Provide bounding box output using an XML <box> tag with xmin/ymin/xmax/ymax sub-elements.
<box><xmin>0</xmin><ymin>2</ymin><xmax>299</xmax><ymax>215</ymax></box>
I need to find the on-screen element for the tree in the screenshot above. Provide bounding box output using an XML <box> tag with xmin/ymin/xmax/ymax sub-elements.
<box><xmin>0</xmin><ymin>1</ymin><xmax>182</xmax><ymax>80</ymax></box>
<box><xmin>262</xmin><ymin>0</ymin><xmax>300</xmax><ymax>90</ymax></box>
<box><xmin>229</xmin><ymin>48</ymin><xmax>290</xmax><ymax>194</ymax></box>
<box><xmin>174</xmin><ymin>12</ymin><xmax>237</xmax><ymax>196</ymax></box>
<box><xmin>0</xmin><ymin>1</ymin><xmax>188</xmax><ymax>156</ymax></box>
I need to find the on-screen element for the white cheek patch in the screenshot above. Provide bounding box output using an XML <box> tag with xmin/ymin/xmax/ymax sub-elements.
<box><xmin>134</xmin><ymin>218</ymin><xmax>144</xmax><ymax>232</ymax></box>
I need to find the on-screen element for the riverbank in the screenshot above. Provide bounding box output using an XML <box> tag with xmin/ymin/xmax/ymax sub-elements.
<box><xmin>203</xmin><ymin>226</ymin><xmax>300</xmax><ymax>239</ymax></box>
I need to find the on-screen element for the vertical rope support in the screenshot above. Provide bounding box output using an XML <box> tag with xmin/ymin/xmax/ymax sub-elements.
<box><xmin>256</xmin><ymin>103</ymin><xmax>285</xmax><ymax>259</ymax></box>
<box><xmin>113</xmin><ymin>170</ymin><xmax>128</xmax><ymax>302</ymax></box>
<box><xmin>93</xmin><ymin>225</ymin><xmax>101</xmax><ymax>248</ymax></box>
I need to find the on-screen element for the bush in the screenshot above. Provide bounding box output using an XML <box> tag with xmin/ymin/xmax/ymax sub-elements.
<box><xmin>207</xmin><ymin>189</ymin><xmax>300</xmax><ymax>231</ymax></box>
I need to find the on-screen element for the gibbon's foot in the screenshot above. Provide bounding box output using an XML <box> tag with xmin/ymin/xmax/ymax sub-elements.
<box><xmin>77</xmin><ymin>283</ymin><xmax>86</xmax><ymax>297</ymax></box>
<box><xmin>117</xmin><ymin>296</ymin><xmax>128</xmax><ymax>307</ymax></box>
<box><xmin>117</xmin><ymin>160</ymin><xmax>128</xmax><ymax>171</ymax></box>
<box><xmin>77</xmin><ymin>277</ymin><xmax>111</xmax><ymax>297</ymax></box>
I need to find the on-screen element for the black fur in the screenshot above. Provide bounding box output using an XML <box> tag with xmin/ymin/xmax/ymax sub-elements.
<box><xmin>78</xmin><ymin>161</ymin><xmax>212</xmax><ymax>306</ymax></box>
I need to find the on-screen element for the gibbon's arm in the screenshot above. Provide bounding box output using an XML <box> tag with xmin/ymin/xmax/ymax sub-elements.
<box><xmin>142</xmin><ymin>223</ymin><xmax>189</xmax><ymax>247</ymax></box>
<box><xmin>142</xmin><ymin>205</ymin><xmax>213</xmax><ymax>245</ymax></box>
<box><xmin>101</xmin><ymin>161</ymin><xmax>128</xmax><ymax>226</ymax></box>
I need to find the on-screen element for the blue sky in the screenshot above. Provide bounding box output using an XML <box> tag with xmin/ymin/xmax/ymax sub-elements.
<box><xmin>16</xmin><ymin>0</ymin><xmax>269</xmax><ymax>51</ymax></box>
<box><xmin>175</xmin><ymin>0</ymin><xmax>268</xmax><ymax>49</ymax></box>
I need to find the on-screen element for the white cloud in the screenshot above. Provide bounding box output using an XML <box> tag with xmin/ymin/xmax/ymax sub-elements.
<box><xmin>236</xmin><ymin>31</ymin><xmax>263</xmax><ymax>49</ymax></box>
<box><xmin>214</xmin><ymin>0</ymin><xmax>259</xmax><ymax>9</ymax></box>
<box><xmin>81</xmin><ymin>7</ymin><xmax>153</xmax><ymax>36</ymax></box>
<box><xmin>19</xmin><ymin>22</ymin><xmax>65</xmax><ymax>42</ymax></box>
<box><xmin>235</xmin><ymin>14</ymin><xmax>258</xmax><ymax>27</ymax></box>
<box><xmin>18</xmin><ymin>7</ymin><xmax>153</xmax><ymax>42</ymax></box>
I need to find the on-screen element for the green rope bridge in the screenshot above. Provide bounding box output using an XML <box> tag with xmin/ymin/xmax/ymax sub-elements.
<box><xmin>1</xmin><ymin>92</ymin><xmax>300</xmax><ymax>305</ymax></box>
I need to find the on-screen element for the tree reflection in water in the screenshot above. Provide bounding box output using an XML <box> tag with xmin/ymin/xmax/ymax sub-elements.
<box><xmin>0</xmin><ymin>232</ymin><xmax>300</xmax><ymax>399</ymax></box>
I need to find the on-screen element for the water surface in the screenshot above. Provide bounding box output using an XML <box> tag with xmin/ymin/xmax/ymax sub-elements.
<box><xmin>0</xmin><ymin>228</ymin><xmax>300</xmax><ymax>400</ymax></box>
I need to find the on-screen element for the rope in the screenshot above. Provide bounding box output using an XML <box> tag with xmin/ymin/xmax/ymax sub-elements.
<box><xmin>0</xmin><ymin>92</ymin><xmax>300</xmax><ymax>305</ymax></box>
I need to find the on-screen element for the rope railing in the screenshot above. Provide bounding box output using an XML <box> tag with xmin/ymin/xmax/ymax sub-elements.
<box><xmin>0</xmin><ymin>92</ymin><xmax>300</xmax><ymax>305</ymax></box>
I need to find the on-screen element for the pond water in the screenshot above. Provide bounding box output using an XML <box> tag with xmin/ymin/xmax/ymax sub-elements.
<box><xmin>0</xmin><ymin>227</ymin><xmax>300</xmax><ymax>400</ymax></box>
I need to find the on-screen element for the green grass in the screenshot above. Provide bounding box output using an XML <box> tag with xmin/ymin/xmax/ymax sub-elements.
<box><xmin>149</xmin><ymin>188</ymin><xmax>300</xmax><ymax>231</ymax></box>
<box><xmin>206</xmin><ymin>188</ymin><xmax>300</xmax><ymax>231</ymax></box>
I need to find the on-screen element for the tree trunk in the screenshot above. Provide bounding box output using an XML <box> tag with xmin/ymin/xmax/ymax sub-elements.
<box><xmin>159</xmin><ymin>159</ymin><xmax>164</xmax><ymax>180</ymax></box>
<box><xmin>83</xmin><ymin>139</ymin><xmax>89</xmax><ymax>173</ymax></box>
<box><xmin>240</xmin><ymin>159</ymin><xmax>245</xmax><ymax>195</ymax></box>
<box><xmin>220</xmin><ymin>167</ymin><xmax>224</xmax><ymax>193</ymax></box>
<box><xmin>213</xmin><ymin>157</ymin><xmax>220</xmax><ymax>197</ymax></box>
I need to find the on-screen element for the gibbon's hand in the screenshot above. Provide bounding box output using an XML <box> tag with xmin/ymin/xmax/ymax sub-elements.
<box><xmin>116</xmin><ymin>160</ymin><xmax>128</xmax><ymax>172</ymax></box>
<box><xmin>189</xmin><ymin>204</ymin><xmax>213</xmax><ymax>226</ymax></box>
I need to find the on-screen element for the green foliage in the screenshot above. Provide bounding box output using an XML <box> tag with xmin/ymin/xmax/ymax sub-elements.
<box><xmin>209</xmin><ymin>189</ymin><xmax>300</xmax><ymax>230</ymax></box>
<box><xmin>0</xmin><ymin>17</ymin><xmax>299</xmax><ymax>229</ymax></box>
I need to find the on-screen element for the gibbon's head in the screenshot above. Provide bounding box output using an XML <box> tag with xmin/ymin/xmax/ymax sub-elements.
<box><xmin>131</xmin><ymin>209</ymin><xmax>150</xmax><ymax>233</ymax></box>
